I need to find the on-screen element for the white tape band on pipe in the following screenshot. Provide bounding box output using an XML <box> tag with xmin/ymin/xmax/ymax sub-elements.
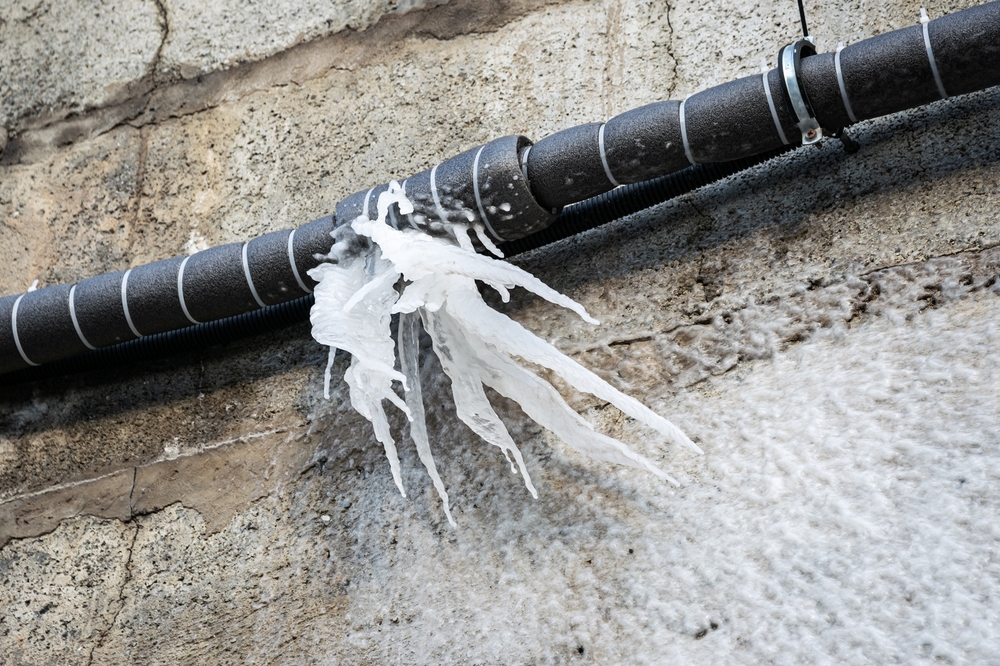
<box><xmin>10</xmin><ymin>294</ymin><xmax>39</xmax><ymax>366</ymax></box>
<box><xmin>598</xmin><ymin>123</ymin><xmax>621</xmax><ymax>187</ymax></box>
<box><xmin>762</xmin><ymin>70</ymin><xmax>790</xmax><ymax>145</ymax></box>
<box><xmin>121</xmin><ymin>269</ymin><xmax>143</xmax><ymax>338</ymax></box>
<box><xmin>242</xmin><ymin>242</ymin><xmax>267</xmax><ymax>309</ymax></box>
<box><xmin>177</xmin><ymin>256</ymin><xmax>202</xmax><ymax>324</ymax></box>
<box><xmin>69</xmin><ymin>284</ymin><xmax>97</xmax><ymax>349</ymax></box>
<box><xmin>286</xmin><ymin>229</ymin><xmax>311</xmax><ymax>295</ymax></box>
<box><xmin>835</xmin><ymin>44</ymin><xmax>859</xmax><ymax>124</ymax></box>
<box><xmin>430</xmin><ymin>164</ymin><xmax>449</xmax><ymax>224</ymax></box>
<box><xmin>921</xmin><ymin>9</ymin><xmax>949</xmax><ymax>100</ymax></box>
<box><xmin>679</xmin><ymin>98</ymin><xmax>696</xmax><ymax>165</ymax></box>
<box><xmin>68</xmin><ymin>284</ymin><xmax>96</xmax><ymax>350</ymax></box>
<box><xmin>471</xmin><ymin>145</ymin><xmax>503</xmax><ymax>242</ymax></box>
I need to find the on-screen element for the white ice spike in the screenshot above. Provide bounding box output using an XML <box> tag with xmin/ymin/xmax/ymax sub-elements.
<box><xmin>309</xmin><ymin>186</ymin><xmax>698</xmax><ymax>523</ymax></box>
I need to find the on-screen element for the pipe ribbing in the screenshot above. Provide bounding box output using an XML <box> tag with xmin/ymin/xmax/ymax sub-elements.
<box><xmin>1</xmin><ymin>1</ymin><xmax>998</xmax><ymax>379</ymax></box>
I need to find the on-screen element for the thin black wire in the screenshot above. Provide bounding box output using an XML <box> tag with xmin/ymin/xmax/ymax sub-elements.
<box><xmin>0</xmin><ymin>146</ymin><xmax>796</xmax><ymax>387</ymax></box>
<box><xmin>797</xmin><ymin>0</ymin><xmax>810</xmax><ymax>38</ymax></box>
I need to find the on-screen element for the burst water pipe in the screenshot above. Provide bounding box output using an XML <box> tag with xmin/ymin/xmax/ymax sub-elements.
<box><xmin>1</xmin><ymin>1</ymin><xmax>998</xmax><ymax>385</ymax></box>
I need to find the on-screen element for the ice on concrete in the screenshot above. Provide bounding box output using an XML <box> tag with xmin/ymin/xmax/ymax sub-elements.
<box><xmin>309</xmin><ymin>245</ymin><xmax>410</xmax><ymax>496</ymax></box>
<box><xmin>308</xmin><ymin>183</ymin><xmax>696</xmax><ymax>519</ymax></box>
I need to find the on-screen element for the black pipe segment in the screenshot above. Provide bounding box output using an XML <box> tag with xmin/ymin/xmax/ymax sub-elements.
<box><xmin>1</xmin><ymin>1</ymin><xmax>999</xmax><ymax>381</ymax></box>
<box><xmin>127</xmin><ymin>256</ymin><xmax>190</xmax><ymax>335</ymax></box>
<box><xmin>840</xmin><ymin>26</ymin><xmax>942</xmax><ymax>121</ymax></box>
<box><xmin>16</xmin><ymin>283</ymin><xmax>87</xmax><ymax>366</ymax></box>
<box><xmin>934</xmin><ymin>2</ymin><xmax>1000</xmax><ymax>97</ymax></box>
<box><xmin>503</xmin><ymin>145</ymin><xmax>795</xmax><ymax>256</ymax></box>
<box><xmin>247</xmin><ymin>230</ymin><xmax>304</xmax><ymax>306</ymax></box>
<box><xmin>685</xmin><ymin>74</ymin><xmax>790</xmax><ymax>163</ymax></box>
<box><xmin>524</xmin><ymin>122</ymin><xmax>612</xmax><ymax>210</ymax></box>
<box><xmin>0</xmin><ymin>216</ymin><xmax>329</xmax><ymax>376</ymax></box>
<box><xmin>290</xmin><ymin>214</ymin><xmax>337</xmax><ymax>291</ymax></box>
<box><xmin>602</xmin><ymin>101</ymin><xmax>690</xmax><ymax>184</ymax></box>
<box><xmin>0</xmin><ymin>292</ymin><xmax>317</xmax><ymax>387</ymax></box>
<box><xmin>74</xmin><ymin>269</ymin><xmax>134</xmax><ymax>348</ymax></box>
<box><xmin>183</xmin><ymin>243</ymin><xmax>260</xmax><ymax>323</ymax></box>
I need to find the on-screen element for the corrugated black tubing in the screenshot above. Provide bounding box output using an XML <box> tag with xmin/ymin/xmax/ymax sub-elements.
<box><xmin>0</xmin><ymin>293</ymin><xmax>314</xmax><ymax>386</ymax></box>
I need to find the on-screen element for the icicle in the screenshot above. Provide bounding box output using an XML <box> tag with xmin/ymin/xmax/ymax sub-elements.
<box><xmin>421</xmin><ymin>306</ymin><xmax>539</xmax><ymax>498</ymax></box>
<box><xmin>473</xmin><ymin>224</ymin><xmax>504</xmax><ymax>258</ymax></box>
<box><xmin>309</xmin><ymin>183</ymin><xmax>698</xmax><ymax>523</ymax></box>
<box><xmin>308</xmin><ymin>245</ymin><xmax>411</xmax><ymax>496</ymax></box>
<box><xmin>398</xmin><ymin>311</ymin><xmax>456</xmax><ymax>526</ymax></box>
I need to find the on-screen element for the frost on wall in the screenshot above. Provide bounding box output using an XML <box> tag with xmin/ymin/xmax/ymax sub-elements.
<box><xmin>308</xmin><ymin>184</ymin><xmax>700</xmax><ymax>524</ymax></box>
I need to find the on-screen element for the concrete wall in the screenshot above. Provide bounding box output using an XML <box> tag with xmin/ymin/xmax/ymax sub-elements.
<box><xmin>1</xmin><ymin>0</ymin><xmax>998</xmax><ymax>663</ymax></box>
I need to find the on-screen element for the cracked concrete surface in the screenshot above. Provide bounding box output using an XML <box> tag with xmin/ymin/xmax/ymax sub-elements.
<box><xmin>0</xmin><ymin>0</ymin><xmax>163</xmax><ymax>132</ymax></box>
<box><xmin>0</xmin><ymin>0</ymin><xmax>453</xmax><ymax>135</ymax></box>
<box><xmin>1</xmin><ymin>0</ymin><xmax>999</xmax><ymax>663</ymax></box>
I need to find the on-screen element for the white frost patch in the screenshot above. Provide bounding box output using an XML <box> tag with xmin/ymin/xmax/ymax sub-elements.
<box><xmin>308</xmin><ymin>183</ymin><xmax>696</xmax><ymax>523</ymax></box>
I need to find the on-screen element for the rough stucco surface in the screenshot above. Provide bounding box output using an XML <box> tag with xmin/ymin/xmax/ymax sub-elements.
<box><xmin>0</xmin><ymin>0</ymin><xmax>451</xmax><ymax>133</ymax></box>
<box><xmin>0</xmin><ymin>0</ymin><xmax>162</xmax><ymax>131</ymax></box>
<box><xmin>1</xmin><ymin>0</ymin><xmax>999</xmax><ymax>664</ymax></box>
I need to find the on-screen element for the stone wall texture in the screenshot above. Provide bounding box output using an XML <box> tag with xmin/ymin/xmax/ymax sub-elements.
<box><xmin>1</xmin><ymin>0</ymin><xmax>998</xmax><ymax>664</ymax></box>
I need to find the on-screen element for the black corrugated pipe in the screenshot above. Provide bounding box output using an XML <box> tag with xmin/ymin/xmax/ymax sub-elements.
<box><xmin>1</xmin><ymin>1</ymin><xmax>998</xmax><ymax>383</ymax></box>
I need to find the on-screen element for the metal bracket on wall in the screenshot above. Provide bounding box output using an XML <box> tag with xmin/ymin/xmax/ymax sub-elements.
<box><xmin>780</xmin><ymin>39</ymin><xmax>825</xmax><ymax>146</ymax></box>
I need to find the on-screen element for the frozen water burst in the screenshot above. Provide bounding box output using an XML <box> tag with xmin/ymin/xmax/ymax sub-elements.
<box><xmin>308</xmin><ymin>182</ymin><xmax>700</xmax><ymax>525</ymax></box>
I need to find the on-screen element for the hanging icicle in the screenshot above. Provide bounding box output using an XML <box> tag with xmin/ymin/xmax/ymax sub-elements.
<box><xmin>308</xmin><ymin>183</ymin><xmax>700</xmax><ymax>523</ymax></box>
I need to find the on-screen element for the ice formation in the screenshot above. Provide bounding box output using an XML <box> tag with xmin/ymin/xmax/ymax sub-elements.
<box><xmin>308</xmin><ymin>183</ymin><xmax>700</xmax><ymax>524</ymax></box>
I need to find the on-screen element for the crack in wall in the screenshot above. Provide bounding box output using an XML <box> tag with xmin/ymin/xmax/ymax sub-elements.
<box><xmin>1</xmin><ymin>0</ymin><xmax>573</xmax><ymax>166</ymax></box>
<box><xmin>0</xmin><ymin>426</ymin><xmax>291</xmax><ymax>510</ymax></box>
<box><xmin>664</xmin><ymin>0</ymin><xmax>679</xmax><ymax>97</ymax></box>
<box><xmin>150</xmin><ymin>0</ymin><xmax>170</xmax><ymax>83</ymax></box>
<box><xmin>0</xmin><ymin>426</ymin><xmax>300</xmax><ymax>553</ymax></box>
<box><xmin>128</xmin><ymin>467</ymin><xmax>138</xmax><ymax>520</ymax></box>
<box><xmin>86</xmin><ymin>522</ymin><xmax>140</xmax><ymax>666</ymax></box>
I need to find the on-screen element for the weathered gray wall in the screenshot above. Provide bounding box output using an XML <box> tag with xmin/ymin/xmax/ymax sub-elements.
<box><xmin>1</xmin><ymin>0</ymin><xmax>998</xmax><ymax>663</ymax></box>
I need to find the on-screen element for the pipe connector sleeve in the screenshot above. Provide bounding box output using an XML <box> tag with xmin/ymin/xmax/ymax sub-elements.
<box><xmin>602</xmin><ymin>101</ymin><xmax>690</xmax><ymax>184</ymax></box>
<box><xmin>466</xmin><ymin>135</ymin><xmax>555</xmax><ymax>240</ymax></box>
<box><xmin>525</xmin><ymin>122</ymin><xmax>612</xmax><ymax>210</ymax></box>
<box><xmin>336</xmin><ymin>136</ymin><xmax>555</xmax><ymax>242</ymax></box>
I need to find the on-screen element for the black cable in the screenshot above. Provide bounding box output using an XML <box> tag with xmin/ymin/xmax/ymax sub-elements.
<box><xmin>797</xmin><ymin>0</ymin><xmax>809</xmax><ymax>38</ymax></box>
<box><xmin>0</xmin><ymin>146</ymin><xmax>795</xmax><ymax>387</ymax></box>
